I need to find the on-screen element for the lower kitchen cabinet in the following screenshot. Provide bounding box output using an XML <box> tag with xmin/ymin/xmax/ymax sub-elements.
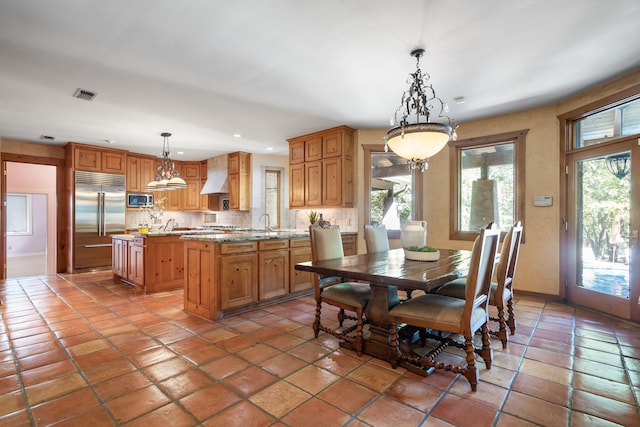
<box><xmin>289</xmin><ymin>239</ymin><xmax>313</xmax><ymax>293</ymax></box>
<box><xmin>259</xmin><ymin>240</ymin><xmax>289</xmax><ymax>300</ymax></box>
<box><xmin>112</xmin><ymin>234</ymin><xmax>184</xmax><ymax>293</ymax></box>
<box><xmin>184</xmin><ymin>240</ymin><xmax>216</xmax><ymax>319</ymax></box>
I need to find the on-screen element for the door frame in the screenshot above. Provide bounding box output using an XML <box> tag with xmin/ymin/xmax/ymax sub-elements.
<box><xmin>1</xmin><ymin>154</ymin><xmax>67</xmax><ymax>279</ymax></box>
<box><xmin>559</xmin><ymin>83</ymin><xmax>640</xmax><ymax>322</ymax></box>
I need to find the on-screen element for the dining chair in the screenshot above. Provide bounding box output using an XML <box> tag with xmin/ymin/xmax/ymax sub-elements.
<box><xmin>309</xmin><ymin>224</ymin><xmax>370</xmax><ymax>356</ymax></box>
<box><xmin>363</xmin><ymin>224</ymin><xmax>400</xmax><ymax>307</ymax></box>
<box><xmin>388</xmin><ymin>224</ymin><xmax>500</xmax><ymax>391</ymax></box>
<box><xmin>433</xmin><ymin>221</ymin><xmax>523</xmax><ymax>349</ymax></box>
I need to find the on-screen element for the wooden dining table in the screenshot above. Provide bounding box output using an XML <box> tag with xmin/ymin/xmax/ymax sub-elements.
<box><xmin>295</xmin><ymin>248</ymin><xmax>473</xmax><ymax>365</ymax></box>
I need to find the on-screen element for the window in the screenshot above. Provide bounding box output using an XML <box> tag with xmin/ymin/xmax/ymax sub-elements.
<box><xmin>363</xmin><ymin>145</ymin><xmax>423</xmax><ymax>237</ymax></box>
<box><xmin>576</xmin><ymin>97</ymin><xmax>640</xmax><ymax>147</ymax></box>
<box><xmin>264</xmin><ymin>169</ymin><xmax>281</xmax><ymax>229</ymax></box>
<box><xmin>450</xmin><ymin>130</ymin><xmax>527</xmax><ymax>240</ymax></box>
<box><xmin>7</xmin><ymin>193</ymin><xmax>33</xmax><ymax>235</ymax></box>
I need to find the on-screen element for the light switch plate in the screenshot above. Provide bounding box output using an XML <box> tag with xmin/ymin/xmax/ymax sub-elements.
<box><xmin>534</xmin><ymin>196</ymin><xmax>553</xmax><ymax>207</ymax></box>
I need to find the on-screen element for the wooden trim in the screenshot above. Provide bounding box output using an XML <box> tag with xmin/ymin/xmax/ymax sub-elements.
<box><xmin>0</xmin><ymin>153</ymin><xmax>68</xmax><ymax>277</ymax></box>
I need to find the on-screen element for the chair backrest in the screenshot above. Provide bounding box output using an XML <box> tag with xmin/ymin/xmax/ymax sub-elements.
<box><xmin>503</xmin><ymin>221</ymin><xmax>523</xmax><ymax>291</ymax></box>
<box><xmin>464</xmin><ymin>224</ymin><xmax>501</xmax><ymax>312</ymax></box>
<box><xmin>364</xmin><ymin>224</ymin><xmax>390</xmax><ymax>253</ymax></box>
<box><xmin>309</xmin><ymin>224</ymin><xmax>344</xmax><ymax>262</ymax></box>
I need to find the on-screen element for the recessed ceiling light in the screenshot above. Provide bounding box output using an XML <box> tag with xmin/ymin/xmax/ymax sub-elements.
<box><xmin>233</xmin><ymin>134</ymin><xmax>242</xmax><ymax>138</ymax></box>
<box><xmin>453</xmin><ymin>96</ymin><xmax>466</xmax><ymax>104</ymax></box>
<box><xmin>266</xmin><ymin>147</ymin><xmax>273</xmax><ymax>151</ymax></box>
<box><xmin>39</xmin><ymin>135</ymin><xmax>56</xmax><ymax>141</ymax></box>
<box><xmin>176</xmin><ymin>151</ymin><xmax>184</xmax><ymax>155</ymax></box>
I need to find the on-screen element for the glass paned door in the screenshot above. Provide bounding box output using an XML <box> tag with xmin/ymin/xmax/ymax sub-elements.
<box><xmin>567</xmin><ymin>138</ymin><xmax>639</xmax><ymax>320</ymax></box>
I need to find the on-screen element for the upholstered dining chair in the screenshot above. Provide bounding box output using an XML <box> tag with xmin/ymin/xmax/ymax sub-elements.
<box><xmin>309</xmin><ymin>224</ymin><xmax>370</xmax><ymax>356</ymax></box>
<box><xmin>433</xmin><ymin>221</ymin><xmax>523</xmax><ymax>349</ymax></box>
<box><xmin>363</xmin><ymin>224</ymin><xmax>400</xmax><ymax>307</ymax></box>
<box><xmin>388</xmin><ymin>224</ymin><xmax>500</xmax><ymax>391</ymax></box>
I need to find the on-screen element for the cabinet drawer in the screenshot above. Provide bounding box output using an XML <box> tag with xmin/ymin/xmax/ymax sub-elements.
<box><xmin>220</xmin><ymin>242</ymin><xmax>257</xmax><ymax>254</ymax></box>
<box><xmin>258</xmin><ymin>240</ymin><xmax>289</xmax><ymax>251</ymax></box>
<box><xmin>289</xmin><ymin>238</ymin><xmax>311</xmax><ymax>248</ymax></box>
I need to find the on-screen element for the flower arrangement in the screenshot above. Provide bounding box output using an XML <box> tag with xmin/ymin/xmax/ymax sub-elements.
<box><xmin>141</xmin><ymin>196</ymin><xmax>167</xmax><ymax>222</ymax></box>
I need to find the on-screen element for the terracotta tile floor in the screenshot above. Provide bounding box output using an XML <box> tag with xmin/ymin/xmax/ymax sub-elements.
<box><xmin>1</xmin><ymin>272</ymin><xmax>640</xmax><ymax>426</ymax></box>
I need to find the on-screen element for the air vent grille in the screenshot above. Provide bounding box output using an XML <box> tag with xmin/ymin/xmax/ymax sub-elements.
<box><xmin>73</xmin><ymin>88</ymin><xmax>97</xmax><ymax>101</ymax></box>
<box><xmin>39</xmin><ymin>135</ymin><xmax>56</xmax><ymax>141</ymax></box>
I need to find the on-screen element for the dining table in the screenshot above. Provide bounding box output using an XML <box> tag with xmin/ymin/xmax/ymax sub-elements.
<box><xmin>295</xmin><ymin>247</ymin><xmax>473</xmax><ymax>369</ymax></box>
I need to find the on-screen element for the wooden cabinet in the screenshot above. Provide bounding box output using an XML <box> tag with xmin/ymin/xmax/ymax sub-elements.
<box><xmin>290</xmin><ymin>239</ymin><xmax>313</xmax><ymax>293</ymax></box>
<box><xmin>220</xmin><ymin>242</ymin><xmax>258</xmax><ymax>309</ymax></box>
<box><xmin>184</xmin><ymin>240</ymin><xmax>216</xmax><ymax>319</ymax></box>
<box><xmin>228</xmin><ymin>152</ymin><xmax>251</xmax><ymax>210</ymax></box>
<box><xmin>287</xmin><ymin>125</ymin><xmax>354</xmax><ymax>208</ymax></box>
<box><xmin>126</xmin><ymin>155</ymin><xmax>156</xmax><ymax>193</ymax></box>
<box><xmin>129</xmin><ymin>237</ymin><xmax>145</xmax><ymax>285</ymax></box>
<box><xmin>259</xmin><ymin>240</ymin><xmax>289</xmax><ymax>300</ymax></box>
<box><xmin>145</xmin><ymin>235</ymin><xmax>184</xmax><ymax>291</ymax></box>
<box><xmin>67</xmin><ymin>143</ymin><xmax>126</xmax><ymax>174</ymax></box>
<box><xmin>112</xmin><ymin>238</ymin><xmax>128</xmax><ymax>278</ymax></box>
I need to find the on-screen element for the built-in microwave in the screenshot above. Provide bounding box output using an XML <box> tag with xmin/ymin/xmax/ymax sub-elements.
<box><xmin>127</xmin><ymin>193</ymin><xmax>154</xmax><ymax>208</ymax></box>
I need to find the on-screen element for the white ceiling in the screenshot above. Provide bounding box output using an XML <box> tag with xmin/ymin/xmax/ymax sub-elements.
<box><xmin>1</xmin><ymin>0</ymin><xmax>639</xmax><ymax>161</ymax></box>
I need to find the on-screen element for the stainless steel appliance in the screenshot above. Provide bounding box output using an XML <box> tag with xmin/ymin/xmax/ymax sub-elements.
<box><xmin>127</xmin><ymin>193</ymin><xmax>154</xmax><ymax>208</ymax></box>
<box><xmin>74</xmin><ymin>171</ymin><xmax>125</xmax><ymax>269</ymax></box>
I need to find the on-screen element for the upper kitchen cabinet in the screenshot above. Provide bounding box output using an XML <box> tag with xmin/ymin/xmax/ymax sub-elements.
<box><xmin>126</xmin><ymin>154</ymin><xmax>156</xmax><ymax>193</ymax></box>
<box><xmin>228</xmin><ymin>151</ymin><xmax>251</xmax><ymax>211</ymax></box>
<box><xmin>66</xmin><ymin>143</ymin><xmax>126</xmax><ymax>174</ymax></box>
<box><xmin>287</xmin><ymin>125</ymin><xmax>354</xmax><ymax>208</ymax></box>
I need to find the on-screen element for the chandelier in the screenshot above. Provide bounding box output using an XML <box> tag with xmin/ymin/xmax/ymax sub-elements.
<box><xmin>145</xmin><ymin>132</ymin><xmax>187</xmax><ymax>190</ymax></box>
<box><xmin>605</xmin><ymin>152</ymin><xmax>630</xmax><ymax>179</ymax></box>
<box><xmin>384</xmin><ymin>48</ymin><xmax>458</xmax><ymax>172</ymax></box>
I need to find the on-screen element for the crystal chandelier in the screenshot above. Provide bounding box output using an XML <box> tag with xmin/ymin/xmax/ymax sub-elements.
<box><xmin>384</xmin><ymin>48</ymin><xmax>458</xmax><ymax>172</ymax></box>
<box><xmin>145</xmin><ymin>132</ymin><xmax>187</xmax><ymax>190</ymax></box>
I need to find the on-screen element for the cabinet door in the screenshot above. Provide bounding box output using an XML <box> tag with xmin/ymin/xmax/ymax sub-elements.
<box><xmin>259</xmin><ymin>249</ymin><xmax>289</xmax><ymax>300</ymax></box>
<box><xmin>305</xmin><ymin>136</ymin><xmax>322</xmax><ymax>161</ymax></box>
<box><xmin>289</xmin><ymin>163</ymin><xmax>305</xmax><ymax>208</ymax></box>
<box><xmin>228</xmin><ymin>173</ymin><xmax>240</xmax><ymax>210</ymax></box>
<box><xmin>322</xmin><ymin>130</ymin><xmax>343</xmax><ymax>158</ymax></box>
<box><xmin>185</xmin><ymin>241</ymin><xmax>215</xmax><ymax>319</ymax></box>
<box><xmin>102</xmin><ymin>151</ymin><xmax>126</xmax><ymax>174</ymax></box>
<box><xmin>112</xmin><ymin>238</ymin><xmax>125</xmax><ymax>277</ymax></box>
<box><xmin>182</xmin><ymin>162</ymin><xmax>200</xmax><ymax>179</ymax></box>
<box><xmin>289</xmin><ymin>140</ymin><xmax>305</xmax><ymax>164</ymax></box>
<box><xmin>220</xmin><ymin>253</ymin><xmax>258</xmax><ymax>309</ymax></box>
<box><xmin>290</xmin><ymin>244</ymin><xmax>313</xmax><ymax>293</ymax></box>
<box><xmin>322</xmin><ymin>157</ymin><xmax>342</xmax><ymax>206</ymax></box>
<box><xmin>182</xmin><ymin>179</ymin><xmax>201</xmax><ymax>211</ymax></box>
<box><xmin>129</xmin><ymin>242</ymin><xmax>144</xmax><ymax>285</ymax></box>
<box><xmin>305</xmin><ymin>161</ymin><xmax>322</xmax><ymax>206</ymax></box>
<box><xmin>74</xmin><ymin>147</ymin><xmax>101</xmax><ymax>172</ymax></box>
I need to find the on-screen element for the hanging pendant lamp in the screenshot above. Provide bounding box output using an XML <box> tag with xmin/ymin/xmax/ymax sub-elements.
<box><xmin>384</xmin><ymin>48</ymin><xmax>458</xmax><ymax>172</ymax></box>
<box><xmin>146</xmin><ymin>132</ymin><xmax>187</xmax><ymax>191</ymax></box>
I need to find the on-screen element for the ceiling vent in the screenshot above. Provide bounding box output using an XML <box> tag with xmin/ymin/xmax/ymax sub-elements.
<box><xmin>39</xmin><ymin>135</ymin><xmax>56</xmax><ymax>141</ymax></box>
<box><xmin>73</xmin><ymin>88</ymin><xmax>97</xmax><ymax>101</ymax></box>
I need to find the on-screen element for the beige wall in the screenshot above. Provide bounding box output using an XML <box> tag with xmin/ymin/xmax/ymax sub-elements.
<box><xmin>356</xmin><ymin>69</ymin><xmax>640</xmax><ymax>297</ymax></box>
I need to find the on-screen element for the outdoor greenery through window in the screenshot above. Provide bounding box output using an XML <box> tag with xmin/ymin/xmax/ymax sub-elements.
<box><xmin>450</xmin><ymin>130</ymin><xmax>526</xmax><ymax>240</ymax></box>
<box><xmin>364</xmin><ymin>145</ymin><xmax>422</xmax><ymax>235</ymax></box>
<box><xmin>576</xmin><ymin>97</ymin><xmax>640</xmax><ymax>147</ymax></box>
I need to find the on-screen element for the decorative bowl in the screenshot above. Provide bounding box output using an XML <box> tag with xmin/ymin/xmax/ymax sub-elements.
<box><xmin>404</xmin><ymin>248</ymin><xmax>440</xmax><ymax>262</ymax></box>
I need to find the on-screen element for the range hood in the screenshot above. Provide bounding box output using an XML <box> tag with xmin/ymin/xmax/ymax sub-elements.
<box><xmin>200</xmin><ymin>155</ymin><xmax>229</xmax><ymax>194</ymax></box>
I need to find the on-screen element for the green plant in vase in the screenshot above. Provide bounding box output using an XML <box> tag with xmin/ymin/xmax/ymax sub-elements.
<box><xmin>308</xmin><ymin>210</ymin><xmax>319</xmax><ymax>225</ymax></box>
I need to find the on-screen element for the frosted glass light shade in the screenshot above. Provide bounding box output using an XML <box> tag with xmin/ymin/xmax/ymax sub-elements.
<box><xmin>386</xmin><ymin>123</ymin><xmax>451</xmax><ymax>161</ymax></box>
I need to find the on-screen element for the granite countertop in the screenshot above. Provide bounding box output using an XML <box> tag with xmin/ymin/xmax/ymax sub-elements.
<box><xmin>114</xmin><ymin>229</ymin><xmax>356</xmax><ymax>242</ymax></box>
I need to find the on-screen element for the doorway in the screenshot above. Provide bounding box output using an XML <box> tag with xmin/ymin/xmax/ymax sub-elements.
<box><xmin>566</xmin><ymin>137</ymin><xmax>639</xmax><ymax>320</ymax></box>
<box><xmin>4</xmin><ymin>162</ymin><xmax>57</xmax><ymax>277</ymax></box>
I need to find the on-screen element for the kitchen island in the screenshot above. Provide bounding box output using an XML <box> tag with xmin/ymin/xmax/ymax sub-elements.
<box><xmin>180</xmin><ymin>230</ymin><xmax>356</xmax><ymax>320</ymax></box>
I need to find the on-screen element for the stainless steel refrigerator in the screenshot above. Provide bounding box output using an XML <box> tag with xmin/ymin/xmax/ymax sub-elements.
<box><xmin>74</xmin><ymin>171</ymin><xmax>126</xmax><ymax>270</ymax></box>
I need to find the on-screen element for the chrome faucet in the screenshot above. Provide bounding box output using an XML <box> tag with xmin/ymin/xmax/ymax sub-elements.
<box><xmin>163</xmin><ymin>218</ymin><xmax>175</xmax><ymax>232</ymax></box>
<box><xmin>259</xmin><ymin>213</ymin><xmax>271</xmax><ymax>231</ymax></box>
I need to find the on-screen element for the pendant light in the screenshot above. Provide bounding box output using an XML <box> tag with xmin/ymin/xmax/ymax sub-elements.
<box><xmin>146</xmin><ymin>132</ymin><xmax>187</xmax><ymax>190</ymax></box>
